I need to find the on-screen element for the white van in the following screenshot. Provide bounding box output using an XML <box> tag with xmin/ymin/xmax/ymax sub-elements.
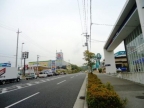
<box><xmin>0</xmin><ymin>67</ymin><xmax>21</xmax><ymax>85</ymax></box>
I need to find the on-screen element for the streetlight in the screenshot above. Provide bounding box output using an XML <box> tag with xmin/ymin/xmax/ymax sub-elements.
<box><xmin>21</xmin><ymin>43</ymin><xmax>24</xmax><ymax>67</ymax></box>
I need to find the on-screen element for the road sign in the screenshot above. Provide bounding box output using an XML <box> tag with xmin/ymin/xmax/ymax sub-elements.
<box><xmin>22</xmin><ymin>52</ymin><xmax>29</xmax><ymax>59</ymax></box>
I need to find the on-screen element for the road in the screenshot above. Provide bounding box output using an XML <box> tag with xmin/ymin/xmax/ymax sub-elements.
<box><xmin>0</xmin><ymin>73</ymin><xmax>86</xmax><ymax>108</ymax></box>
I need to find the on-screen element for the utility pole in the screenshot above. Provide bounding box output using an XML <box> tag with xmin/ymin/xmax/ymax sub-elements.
<box><xmin>23</xmin><ymin>57</ymin><xmax>26</xmax><ymax>76</ymax></box>
<box><xmin>15</xmin><ymin>29</ymin><xmax>22</xmax><ymax>68</ymax></box>
<box><xmin>37</xmin><ymin>55</ymin><xmax>39</xmax><ymax>73</ymax></box>
<box><xmin>90</xmin><ymin>0</ymin><xmax>92</xmax><ymax>50</ymax></box>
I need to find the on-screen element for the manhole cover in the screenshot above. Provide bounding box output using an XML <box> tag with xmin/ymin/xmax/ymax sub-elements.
<box><xmin>136</xmin><ymin>96</ymin><xmax>144</xmax><ymax>99</ymax></box>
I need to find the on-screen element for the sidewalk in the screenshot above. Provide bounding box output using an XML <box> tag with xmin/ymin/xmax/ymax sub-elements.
<box><xmin>96</xmin><ymin>73</ymin><xmax>144</xmax><ymax>108</ymax></box>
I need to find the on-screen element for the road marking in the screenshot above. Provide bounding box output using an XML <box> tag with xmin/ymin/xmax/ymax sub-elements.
<box><xmin>16</xmin><ymin>86</ymin><xmax>22</xmax><ymax>89</ymax></box>
<box><xmin>5</xmin><ymin>92</ymin><xmax>40</xmax><ymax>108</ymax></box>
<box><xmin>71</xmin><ymin>76</ymin><xmax>74</xmax><ymax>78</ymax></box>
<box><xmin>35</xmin><ymin>82</ymin><xmax>40</xmax><ymax>84</ymax></box>
<box><xmin>0</xmin><ymin>76</ymin><xmax>67</xmax><ymax>95</ymax></box>
<box><xmin>57</xmin><ymin>80</ymin><xmax>66</xmax><ymax>85</ymax></box>
<box><xmin>41</xmin><ymin>80</ymin><xmax>46</xmax><ymax>82</ymax></box>
<box><xmin>27</xmin><ymin>83</ymin><xmax>33</xmax><ymax>86</ymax></box>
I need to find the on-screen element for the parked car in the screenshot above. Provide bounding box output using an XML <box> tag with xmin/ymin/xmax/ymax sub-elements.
<box><xmin>39</xmin><ymin>72</ymin><xmax>47</xmax><ymax>78</ymax></box>
<box><xmin>25</xmin><ymin>69</ymin><xmax>37</xmax><ymax>80</ymax></box>
<box><xmin>47</xmin><ymin>71</ymin><xmax>53</xmax><ymax>76</ymax></box>
<box><xmin>117</xmin><ymin>68</ymin><xmax>121</xmax><ymax>72</ymax></box>
<box><xmin>53</xmin><ymin>72</ymin><xmax>59</xmax><ymax>76</ymax></box>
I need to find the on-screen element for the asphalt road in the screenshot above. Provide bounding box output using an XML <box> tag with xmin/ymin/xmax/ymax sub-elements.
<box><xmin>0</xmin><ymin>73</ymin><xmax>86</xmax><ymax>108</ymax></box>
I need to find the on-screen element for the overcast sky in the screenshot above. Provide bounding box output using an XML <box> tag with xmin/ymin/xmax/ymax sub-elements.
<box><xmin>0</xmin><ymin>0</ymin><xmax>126</xmax><ymax>67</ymax></box>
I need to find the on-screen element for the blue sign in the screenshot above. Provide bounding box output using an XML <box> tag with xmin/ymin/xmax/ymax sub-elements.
<box><xmin>0</xmin><ymin>63</ymin><xmax>11</xmax><ymax>67</ymax></box>
<box><xmin>114</xmin><ymin>51</ymin><xmax>126</xmax><ymax>57</ymax></box>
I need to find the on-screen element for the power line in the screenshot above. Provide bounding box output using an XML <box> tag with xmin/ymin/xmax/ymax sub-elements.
<box><xmin>76</xmin><ymin>0</ymin><xmax>84</xmax><ymax>33</ymax></box>
<box><xmin>83</xmin><ymin>0</ymin><xmax>87</xmax><ymax>33</ymax></box>
<box><xmin>89</xmin><ymin>0</ymin><xmax>92</xmax><ymax>50</ymax></box>
<box><xmin>92</xmin><ymin>23</ymin><xmax>142</xmax><ymax>27</ymax></box>
<box><xmin>91</xmin><ymin>39</ymin><xmax>106</xmax><ymax>42</ymax></box>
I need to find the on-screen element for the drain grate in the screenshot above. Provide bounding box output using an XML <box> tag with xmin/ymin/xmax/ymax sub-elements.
<box><xmin>136</xmin><ymin>96</ymin><xmax>144</xmax><ymax>99</ymax></box>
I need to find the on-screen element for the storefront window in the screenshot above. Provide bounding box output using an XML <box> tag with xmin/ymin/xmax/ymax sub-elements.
<box><xmin>125</xmin><ymin>25</ymin><xmax>143</xmax><ymax>72</ymax></box>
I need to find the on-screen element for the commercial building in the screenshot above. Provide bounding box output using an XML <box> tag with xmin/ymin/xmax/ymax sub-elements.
<box><xmin>29</xmin><ymin>60</ymin><xmax>70</xmax><ymax>69</ymax></box>
<box><xmin>114</xmin><ymin>51</ymin><xmax>127</xmax><ymax>69</ymax></box>
<box><xmin>104</xmin><ymin>0</ymin><xmax>144</xmax><ymax>84</ymax></box>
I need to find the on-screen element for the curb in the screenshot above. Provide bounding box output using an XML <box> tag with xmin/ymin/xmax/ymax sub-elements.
<box><xmin>73</xmin><ymin>74</ymin><xmax>88</xmax><ymax>108</ymax></box>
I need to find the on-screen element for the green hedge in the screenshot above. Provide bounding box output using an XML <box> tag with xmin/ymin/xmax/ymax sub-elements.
<box><xmin>87</xmin><ymin>73</ymin><xmax>127</xmax><ymax>108</ymax></box>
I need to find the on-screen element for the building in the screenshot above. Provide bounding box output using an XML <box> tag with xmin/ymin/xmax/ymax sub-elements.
<box><xmin>104</xmin><ymin>0</ymin><xmax>144</xmax><ymax>84</ymax></box>
<box><xmin>114</xmin><ymin>51</ymin><xmax>128</xmax><ymax>69</ymax></box>
<box><xmin>29</xmin><ymin>60</ymin><xmax>70</xmax><ymax>69</ymax></box>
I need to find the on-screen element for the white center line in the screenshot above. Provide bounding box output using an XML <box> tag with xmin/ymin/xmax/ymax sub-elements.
<box><xmin>57</xmin><ymin>80</ymin><xmax>66</xmax><ymax>85</ymax></box>
<box><xmin>5</xmin><ymin>92</ymin><xmax>40</xmax><ymax>108</ymax></box>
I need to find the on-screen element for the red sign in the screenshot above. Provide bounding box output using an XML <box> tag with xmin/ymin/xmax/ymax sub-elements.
<box><xmin>0</xmin><ymin>68</ymin><xmax>6</xmax><ymax>76</ymax></box>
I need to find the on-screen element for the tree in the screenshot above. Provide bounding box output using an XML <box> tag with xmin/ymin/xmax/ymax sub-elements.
<box><xmin>71</xmin><ymin>64</ymin><xmax>81</xmax><ymax>73</ymax></box>
<box><xmin>83</xmin><ymin>50</ymin><xmax>95</xmax><ymax>73</ymax></box>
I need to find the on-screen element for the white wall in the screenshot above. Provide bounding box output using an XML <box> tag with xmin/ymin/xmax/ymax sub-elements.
<box><xmin>104</xmin><ymin>49</ymin><xmax>116</xmax><ymax>73</ymax></box>
<box><xmin>136</xmin><ymin>0</ymin><xmax>144</xmax><ymax>37</ymax></box>
<box><xmin>118</xmin><ymin>72</ymin><xmax>144</xmax><ymax>84</ymax></box>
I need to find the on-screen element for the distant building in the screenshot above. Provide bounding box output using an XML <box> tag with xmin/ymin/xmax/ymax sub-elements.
<box><xmin>29</xmin><ymin>60</ymin><xmax>70</xmax><ymax>69</ymax></box>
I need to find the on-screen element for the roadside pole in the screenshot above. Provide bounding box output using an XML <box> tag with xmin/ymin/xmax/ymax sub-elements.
<box><xmin>37</xmin><ymin>55</ymin><xmax>39</xmax><ymax>74</ymax></box>
<box><xmin>23</xmin><ymin>58</ymin><xmax>25</xmax><ymax>76</ymax></box>
<box><xmin>15</xmin><ymin>29</ymin><xmax>22</xmax><ymax>68</ymax></box>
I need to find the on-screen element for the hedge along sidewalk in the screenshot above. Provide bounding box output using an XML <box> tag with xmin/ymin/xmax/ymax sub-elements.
<box><xmin>96</xmin><ymin>73</ymin><xmax>144</xmax><ymax>108</ymax></box>
<box><xmin>73</xmin><ymin>74</ymin><xmax>88</xmax><ymax>108</ymax></box>
<box><xmin>87</xmin><ymin>73</ymin><xmax>127</xmax><ymax>108</ymax></box>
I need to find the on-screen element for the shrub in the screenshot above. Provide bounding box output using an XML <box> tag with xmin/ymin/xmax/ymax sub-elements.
<box><xmin>87</xmin><ymin>73</ymin><xmax>127</xmax><ymax>108</ymax></box>
<box><xmin>98</xmin><ymin>68</ymin><xmax>102</xmax><ymax>73</ymax></box>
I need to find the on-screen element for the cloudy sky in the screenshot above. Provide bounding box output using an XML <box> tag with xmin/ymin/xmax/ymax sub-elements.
<box><xmin>0</xmin><ymin>0</ymin><xmax>126</xmax><ymax>67</ymax></box>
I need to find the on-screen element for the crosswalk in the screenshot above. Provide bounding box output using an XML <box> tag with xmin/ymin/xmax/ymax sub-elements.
<box><xmin>0</xmin><ymin>76</ymin><xmax>66</xmax><ymax>94</ymax></box>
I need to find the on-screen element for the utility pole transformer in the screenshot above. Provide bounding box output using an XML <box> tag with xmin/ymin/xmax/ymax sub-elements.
<box><xmin>84</xmin><ymin>33</ymin><xmax>89</xmax><ymax>51</ymax></box>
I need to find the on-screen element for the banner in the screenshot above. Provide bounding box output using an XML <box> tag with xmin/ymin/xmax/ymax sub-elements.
<box><xmin>56</xmin><ymin>52</ymin><xmax>63</xmax><ymax>60</ymax></box>
<box><xmin>0</xmin><ymin>63</ymin><xmax>11</xmax><ymax>67</ymax></box>
<box><xmin>51</xmin><ymin>60</ymin><xmax>56</xmax><ymax>72</ymax></box>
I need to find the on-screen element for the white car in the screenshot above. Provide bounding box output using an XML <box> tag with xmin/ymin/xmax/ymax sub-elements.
<box><xmin>39</xmin><ymin>72</ymin><xmax>47</xmax><ymax>78</ymax></box>
<box><xmin>47</xmin><ymin>71</ymin><xmax>53</xmax><ymax>76</ymax></box>
<box><xmin>117</xmin><ymin>68</ymin><xmax>121</xmax><ymax>71</ymax></box>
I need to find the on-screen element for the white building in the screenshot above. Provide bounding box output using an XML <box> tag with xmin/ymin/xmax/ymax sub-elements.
<box><xmin>104</xmin><ymin>0</ymin><xmax>144</xmax><ymax>84</ymax></box>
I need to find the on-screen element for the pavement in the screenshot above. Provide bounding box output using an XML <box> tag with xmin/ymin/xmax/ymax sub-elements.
<box><xmin>0</xmin><ymin>73</ymin><xmax>86</xmax><ymax>108</ymax></box>
<box><xmin>96</xmin><ymin>73</ymin><xmax>144</xmax><ymax>108</ymax></box>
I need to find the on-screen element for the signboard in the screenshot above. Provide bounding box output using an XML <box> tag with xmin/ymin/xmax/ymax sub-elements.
<box><xmin>51</xmin><ymin>60</ymin><xmax>56</xmax><ymax>72</ymax></box>
<box><xmin>22</xmin><ymin>52</ymin><xmax>29</xmax><ymax>59</ymax></box>
<box><xmin>114</xmin><ymin>51</ymin><xmax>126</xmax><ymax>57</ymax></box>
<box><xmin>0</xmin><ymin>63</ymin><xmax>11</xmax><ymax>67</ymax></box>
<box><xmin>105</xmin><ymin>64</ymin><xmax>111</xmax><ymax>66</ymax></box>
<box><xmin>56</xmin><ymin>52</ymin><xmax>63</xmax><ymax>60</ymax></box>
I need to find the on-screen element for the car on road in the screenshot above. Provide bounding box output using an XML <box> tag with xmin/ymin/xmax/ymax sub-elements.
<box><xmin>25</xmin><ymin>72</ymin><xmax>37</xmax><ymax>80</ymax></box>
<box><xmin>53</xmin><ymin>72</ymin><xmax>59</xmax><ymax>76</ymax></box>
<box><xmin>25</xmin><ymin>68</ymin><xmax>37</xmax><ymax>80</ymax></box>
<box><xmin>47</xmin><ymin>71</ymin><xmax>53</xmax><ymax>76</ymax></box>
<box><xmin>39</xmin><ymin>72</ymin><xmax>47</xmax><ymax>78</ymax></box>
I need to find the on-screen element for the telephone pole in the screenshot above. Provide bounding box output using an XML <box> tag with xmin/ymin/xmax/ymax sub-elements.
<box><xmin>37</xmin><ymin>55</ymin><xmax>39</xmax><ymax>73</ymax></box>
<box><xmin>15</xmin><ymin>29</ymin><xmax>22</xmax><ymax>68</ymax></box>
